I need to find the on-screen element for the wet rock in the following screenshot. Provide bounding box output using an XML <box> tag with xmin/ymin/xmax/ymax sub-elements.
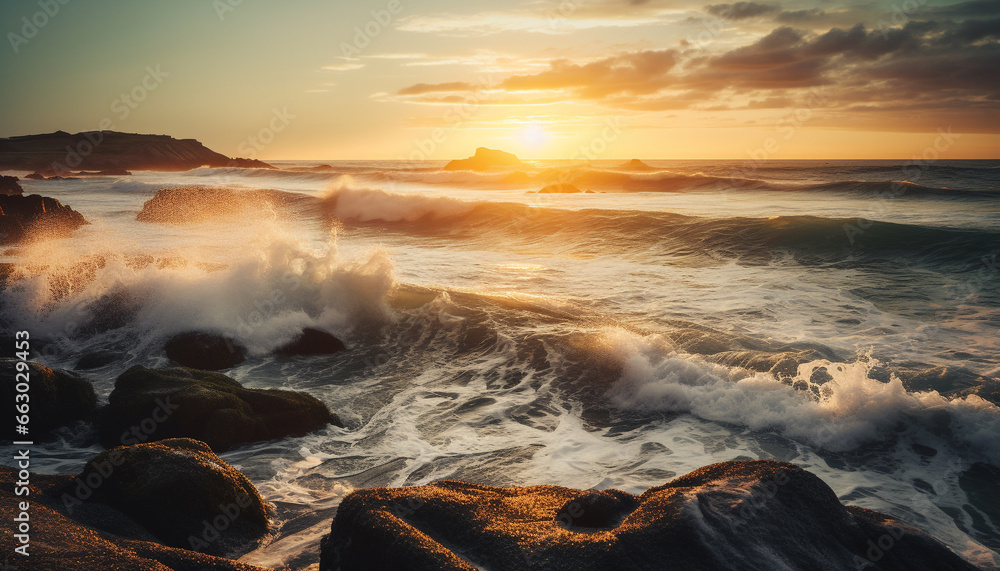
<box><xmin>99</xmin><ymin>366</ymin><xmax>340</xmax><ymax>451</ymax></box>
<box><xmin>73</xmin><ymin>438</ymin><xmax>270</xmax><ymax>557</ymax></box>
<box><xmin>275</xmin><ymin>327</ymin><xmax>347</xmax><ymax>356</ymax></box>
<box><xmin>164</xmin><ymin>331</ymin><xmax>246</xmax><ymax>370</ymax></box>
<box><xmin>0</xmin><ymin>463</ymin><xmax>270</xmax><ymax>570</ymax></box>
<box><xmin>0</xmin><ymin>359</ymin><xmax>96</xmax><ymax>438</ymax></box>
<box><xmin>0</xmin><ymin>194</ymin><xmax>89</xmax><ymax>244</ymax></box>
<box><xmin>321</xmin><ymin>460</ymin><xmax>976</xmax><ymax>570</ymax></box>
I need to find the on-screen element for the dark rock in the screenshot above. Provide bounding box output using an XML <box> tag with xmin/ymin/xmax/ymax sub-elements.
<box><xmin>0</xmin><ymin>359</ymin><xmax>97</xmax><ymax>439</ymax></box>
<box><xmin>0</xmin><ymin>130</ymin><xmax>275</xmax><ymax>172</ymax></box>
<box><xmin>0</xmin><ymin>465</ymin><xmax>270</xmax><ymax>570</ymax></box>
<box><xmin>445</xmin><ymin>147</ymin><xmax>523</xmax><ymax>171</ymax></box>
<box><xmin>24</xmin><ymin>172</ymin><xmax>46</xmax><ymax>180</ymax></box>
<box><xmin>164</xmin><ymin>331</ymin><xmax>246</xmax><ymax>370</ymax></box>
<box><xmin>321</xmin><ymin>460</ymin><xmax>976</xmax><ymax>571</ymax></box>
<box><xmin>75</xmin><ymin>438</ymin><xmax>270</xmax><ymax>557</ymax></box>
<box><xmin>0</xmin><ymin>174</ymin><xmax>23</xmax><ymax>195</ymax></box>
<box><xmin>75</xmin><ymin>351</ymin><xmax>120</xmax><ymax>370</ymax></box>
<box><xmin>276</xmin><ymin>327</ymin><xmax>347</xmax><ymax>356</ymax></box>
<box><xmin>538</xmin><ymin>183</ymin><xmax>582</xmax><ymax>194</ymax></box>
<box><xmin>0</xmin><ymin>194</ymin><xmax>89</xmax><ymax>244</ymax></box>
<box><xmin>99</xmin><ymin>366</ymin><xmax>340</xmax><ymax>451</ymax></box>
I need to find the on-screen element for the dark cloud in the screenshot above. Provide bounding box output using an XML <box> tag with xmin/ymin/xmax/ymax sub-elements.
<box><xmin>393</xmin><ymin>16</ymin><xmax>1000</xmax><ymax>131</ymax></box>
<box><xmin>705</xmin><ymin>2</ymin><xmax>779</xmax><ymax>20</ymax></box>
<box><xmin>775</xmin><ymin>9</ymin><xmax>825</xmax><ymax>23</ymax></box>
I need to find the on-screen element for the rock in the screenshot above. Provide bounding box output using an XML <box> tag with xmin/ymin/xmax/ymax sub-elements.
<box><xmin>0</xmin><ymin>465</ymin><xmax>270</xmax><ymax>570</ymax></box>
<box><xmin>0</xmin><ymin>130</ymin><xmax>276</xmax><ymax>172</ymax></box>
<box><xmin>99</xmin><ymin>366</ymin><xmax>340</xmax><ymax>451</ymax></box>
<box><xmin>619</xmin><ymin>159</ymin><xmax>654</xmax><ymax>170</ymax></box>
<box><xmin>444</xmin><ymin>147</ymin><xmax>523</xmax><ymax>171</ymax></box>
<box><xmin>136</xmin><ymin>186</ymin><xmax>311</xmax><ymax>224</ymax></box>
<box><xmin>276</xmin><ymin>327</ymin><xmax>347</xmax><ymax>356</ymax></box>
<box><xmin>0</xmin><ymin>194</ymin><xmax>89</xmax><ymax>244</ymax></box>
<box><xmin>0</xmin><ymin>359</ymin><xmax>97</xmax><ymax>438</ymax></box>
<box><xmin>538</xmin><ymin>183</ymin><xmax>582</xmax><ymax>194</ymax></box>
<box><xmin>164</xmin><ymin>331</ymin><xmax>246</xmax><ymax>370</ymax></box>
<box><xmin>0</xmin><ymin>174</ymin><xmax>23</xmax><ymax>195</ymax></box>
<box><xmin>24</xmin><ymin>172</ymin><xmax>46</xmax><ymax>180</ymax></box>
<box><xmin>321</xmin><ymin>460</ymin><xmax>976</xmax><ymax>571</ymax></box>
<box><xmin>74</xmin><ymin>351</ymin><xmax>120</xmax><ymax>370</ymax></box>
<box><xmin>73</xmin><ymin>438</ymin><xmax>270</xmax><ymax>557</ymax></box>
<box><xmin>69</xmin><ymin>168</ymin><xmax>133</xmax><ymax>176</ymax></box>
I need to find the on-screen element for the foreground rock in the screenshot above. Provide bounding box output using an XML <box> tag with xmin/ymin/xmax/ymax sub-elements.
<box><xmin>538</xmin><ymin>183</ymin><xmax>582</xmax><ymax>194</ymax></box>
<box><xmin>0</xmin><ymin>194</ymin><xmax>89</xmax><ymax>244</ymax></box>
<box><xmin>445</xmin><ymin>147</ymin><xmax>523</xmax><ymax>171</ymax></box>
<box><xmin>73</xmin><ymin>438</ymin><xmax>270</xmax><ymax>557</ymax></box>
<box><xmin>0</xmin><ymin>174</ymin><xmax>23</xmax><ymax>195</ymax></box>
<box><xmin>276</xmin><ymin>327</ymin><xmax>347</xmax><ymax>356</ymax></box>
<box><xmin>321</xmin><ymin>460</ymin><xmax>975</xmax><ymax>570</ymax></box>
<box><xmin>0</xmin><ymin>130</ymin><xmax>274</xmax><ymax>173</ymax></box>
<box><xmin>0</xmin><ymin>359</ymin><xmax>96</xmax><ymax>438</ymax></box>
<box><xmin>0</xmin><ymin>440</ymin><xmax>270</xmax><ymax>569</ymax></box>
<box><xmin>99</xmin><ymin>366</ymin><xmax>341</xmax><ymax>451</ymax></box>
<box><xmin>165</xmin><ymin>331</ymin><xmax>246</xmax><ymax>370</ymax></box>
<box><xmin>137</xmin><ymin>186</ymin><xmax>312</xmax><ymax>224</ymax></box>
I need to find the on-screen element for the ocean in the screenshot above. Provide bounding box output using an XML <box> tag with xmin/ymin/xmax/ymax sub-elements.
<box><xmin>2</xmin><ymin>159</ymin><xmax>999</xmax><ymax>568</ymax></box>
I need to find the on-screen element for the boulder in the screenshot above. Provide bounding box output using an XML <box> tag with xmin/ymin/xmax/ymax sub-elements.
<box><xmin>73</xmin><ymin>438</ymin><xmax>270</xmax><ymax>557</ymax></box>
<box><xmin>0</xmin><ymin>465</ymin><xmax>270</xmax><ymax>570</ymax></box>
<box><xmin>99</xmin><ymin>366</ymin><xmax>340</xmax><ymax>451</ymax></box>
<box><xmin>0</xmin><ymin>359</ymin><xmax>97</xmax><ymax>438</ymax></box>
<box><xmin>445</xmin><ymin>148</ymin><xmax>523</xmax><ymax>171</ymax></box>
<box><xmin>0</xmin><ymin>174</ymin><xmax>23</xmax><ymax>195</ymax></box>
<box><xmin>538</xmin><ymin>183</ymin><xmax>582</xmax><ymax>194</ymax></box>
<box><xmin>136</xmin><ymin>186</ymin><xmax>309</xmax><ymax>224</ymax></box>
<box><xmin>276</xmin><ymin>327</ymin><xmax>347</xmax><ymax>356</ymax></box>
<box><xmin>164</xmin><ymin>331</ymin><xmax>246</xmax><ymax>370</ymax></box>
<box><xmin>0</xmin><ymin>194</ymin><xmax>89</xmax><ymax>244</ymax></box>
<box><xmin>321</xmin><ymin>460</ymin><xmax>975</xmax><ymax>571</ymax></box>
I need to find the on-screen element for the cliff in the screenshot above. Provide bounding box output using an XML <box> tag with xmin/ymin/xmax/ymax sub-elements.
<box><xmin>0</xmin><ymin>130</ymin><xmax>274</xmax><ymax>174</ymax></box>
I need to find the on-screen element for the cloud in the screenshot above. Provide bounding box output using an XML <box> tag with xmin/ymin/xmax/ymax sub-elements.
<box><xmin>397</xmin><ymin>82</ymin><xmax>477</xmax><ymax>95</ymax></box>
<box><xmin>321</xmin><ymin>62</ymin><xmax>366</xmax><ymax>71</ymax></box>
<box><xmin>390</xmin><ymin>16</ymin><xmax>1000</xmax><ymax>131</ymax></box>
<box><xmin>705</xmin><ymin>2</ymin><xmax>779</xmax><ymax>20</ymax></box>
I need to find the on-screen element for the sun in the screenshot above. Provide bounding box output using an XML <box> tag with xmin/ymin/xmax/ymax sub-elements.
<box><xmin>519</xmin><ymin>122</ymin><xmax>549</xmax><ymax>149</ymax></box>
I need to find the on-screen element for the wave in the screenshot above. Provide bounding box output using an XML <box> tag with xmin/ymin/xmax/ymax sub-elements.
<box><xmin>600</xmin><ymin>328</ymin><xmax>1000</xmax><ymax>464</ymax></box>
<box><xmin>323</xmin><ymin>187</ymin><xmax>1000</xmax><ymax>269</ymax></box>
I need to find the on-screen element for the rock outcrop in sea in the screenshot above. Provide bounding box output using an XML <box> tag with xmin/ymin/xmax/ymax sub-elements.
<box><xmin>98</xmin><ymin>365</ymin><xmax>341</xmax><ymax>452</ymax></box>
<box><xmin>0</xmin><ymin>194</ymin><xmax>89</xmax><ymax>244</ymax></box>
<box><xmin>445</xmin><ymin>147</ymin><xmax>524</xmax><ymax>171</ymax></box>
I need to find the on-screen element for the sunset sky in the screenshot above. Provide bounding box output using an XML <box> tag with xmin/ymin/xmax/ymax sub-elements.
<box><xmin>1</xmin><ymin>0</ymin><xmax>997</xmax><ymax>159</ymax></box>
